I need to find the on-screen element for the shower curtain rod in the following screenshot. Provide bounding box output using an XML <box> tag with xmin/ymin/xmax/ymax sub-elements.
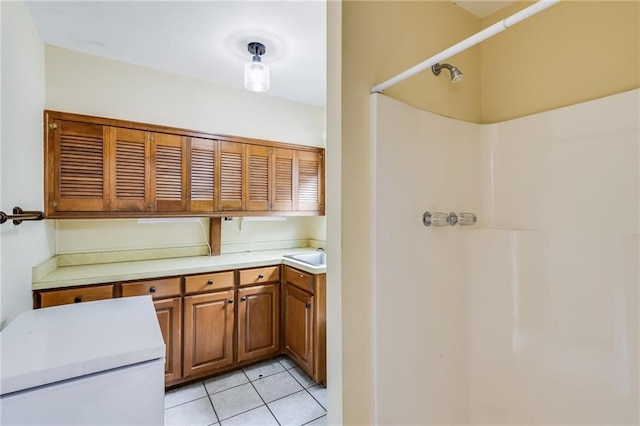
<box><xmin>370</xmin><ymin>0</ymin><xmax>561</xmax><ymax>94</ymax></box>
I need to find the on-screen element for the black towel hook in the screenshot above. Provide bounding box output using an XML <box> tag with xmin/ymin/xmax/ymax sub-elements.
<box><xmin>0</xmin><ymin>207</ymin><xmax>45</xmax><ymax>225</ymax></box>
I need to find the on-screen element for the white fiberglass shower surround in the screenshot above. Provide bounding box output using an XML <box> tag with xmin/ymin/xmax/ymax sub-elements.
<box><xmin>368</xmin><ymin>2</ymin><xmax>638</xmax><ymax>424</ymax></box>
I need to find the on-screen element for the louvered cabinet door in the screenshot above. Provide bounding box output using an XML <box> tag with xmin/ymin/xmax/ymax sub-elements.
<box><xmin>296</xmin><ymin>151</ymin><xmax>324</xmax><ymax>212</ymax></box>
<box><xmin>109</xmin><ymin>127</ymin><xmax>150</xmax><ymax>212</ymax></box>
<box><xmin>219</xmin><ymin>141</ymin><xmax>244</xmax><ymax>211</ymax></box>
<box><xmin>154</xmin><ymin>133</ymin><xmax>187</xmax><ymax>212</ymax></box>
<box><xmin>271</xmin><ymin>148</ymin><xmax>294</xmax><ymax>211</ymax></box>
<box><xmin>189</xmin><ymin>138</ymin><xmax>216</xmax><ymax>212</ymax></box>
<box><xmin>47</xmin><ymin>120</ymin><xmax>109</xmax><ymax>214</ymax></box>
<box><xmin>245</xmin><ymin>145</ymin><xmax>269</xmax><ymax>211</ymax></box>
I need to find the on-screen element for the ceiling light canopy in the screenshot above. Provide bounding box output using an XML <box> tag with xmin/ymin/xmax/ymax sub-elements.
<box><xmin>244</xmin><ymin>42</ymin><xmax>269</xmax><ymax>92</ymax></box>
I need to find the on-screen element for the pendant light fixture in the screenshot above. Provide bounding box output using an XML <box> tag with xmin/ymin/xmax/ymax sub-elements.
<box><xmin>244</xmin><ymin>42</ymin><xmax>269</xmax><ymax>92</ymax></box>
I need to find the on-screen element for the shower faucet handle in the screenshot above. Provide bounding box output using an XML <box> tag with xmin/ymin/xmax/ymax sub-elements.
<box><xmin>423</xmin><ymin>211</ymin><xmax>477</xmax><ymax>227</ymax></box>
<box><xmin>457</xmin><ymin>212</ymin><xmax>477</xmax><ymax>226</ymax></box>
<box><xmin>423</xmin><ymin>211</ymin><xmax>450</xmax><ymax>226</ymax></box>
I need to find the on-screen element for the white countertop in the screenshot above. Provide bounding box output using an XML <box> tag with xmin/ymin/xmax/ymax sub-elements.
<box><xmin>0</xmin><ymin>296</ymin><xmax>165</xmax><ymax>395</ymax></box>
<box><xmin>33</xmin><ymin>248</ymin><xmax>326</xmax><ymax>290</ymax></box>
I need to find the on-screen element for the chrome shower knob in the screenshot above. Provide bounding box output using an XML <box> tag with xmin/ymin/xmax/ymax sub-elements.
<box><xmin>423</xmin><ymin>211</ymin><xmax>450</xmax><ymax>226</ymax></box>
<box><xmin>457</xmin><ymin>212</ymin><xmax>477</xmax><ymax>226</ymax></box>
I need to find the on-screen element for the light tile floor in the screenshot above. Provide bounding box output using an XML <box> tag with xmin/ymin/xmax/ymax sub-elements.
<box><xmin>165</xmin><ymin>356</ymin><xmax>327</xmax><ymax>426</ymax></box>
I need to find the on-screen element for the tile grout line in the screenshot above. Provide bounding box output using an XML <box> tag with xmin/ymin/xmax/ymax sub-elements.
<box><xmin>165</xmin><ymin>394</ymin><xmax>210</xmax><ymax>411</ymax></box>
<box><xmin>300</xmin><ymin>414</ymin><xmax>328</xmax><ymax>426</ymax></box>
<box><xmin>203</xmin><ymin>380</ymin><xmax>223</xmax><ymax>426</ymax></box>
<box><xmin>304</xmin><ymin>387</ymin><xmax>327</xmax><ymax>412</ymax></box>
<box><xmin>276</xmin><ymin>358</ymin><xmax>328</xmax><ymax>413</ymax></box>
<box><xmin>166</xmin><ymin>358</ymin><xmax>320</xmax><ymax>424</ymax></box>
<box><xmin>242</xmin><ymin>367</ymin><xmax>282</xmax><ymax>426</ymax></box>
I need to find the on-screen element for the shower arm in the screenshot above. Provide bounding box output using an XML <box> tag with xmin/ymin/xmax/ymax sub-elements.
<box><xmin>370</xmin><ymin>0</ymin><xmax>560</xmax><ymax>94</ymax></box>
<box><xmin>432</xmin><ymin>63</ymin><xmax>454</xmax><ymax>76</ymax></box>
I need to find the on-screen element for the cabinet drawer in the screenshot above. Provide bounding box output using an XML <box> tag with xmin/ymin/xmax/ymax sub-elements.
<box><xmin>185</xmin><ymin>271</ymin><xmax>235</xmax><ymax>294</ymax></box>
<box><xmin>121</xmin><ymin>277</ymin><xmax>181</xmax><ymax>299</ymax></box>
<box><xmin>284</xmin><ymin>266</ymin><xmax>314</xmax><ymax>293</ymax></box>
<box><xmin>39</xmin><ymin>284</ymin><xmax>114</xmax><ymax>308</ymax></box>
<box><xmin>239</xmin><ymin>266</ymin><xmax>280</xmax><ymax>287</ymax></box>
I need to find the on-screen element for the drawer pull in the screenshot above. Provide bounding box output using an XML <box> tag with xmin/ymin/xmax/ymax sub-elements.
<box><xmin>258</xmin><ymin>274</ymin><xmax>264</xmax><ymax>279</ymax></box>
<box><xmin>149</xmin><ymin>287</ymin><xmax>156</xmax><ymax>293</ymax></box>
<box><xmin>74</xmin><ymin>296</ymin><xmax>82</xmax><ymax>303</ymax></box>
<box><xmin>305</xmin><ymin>302</ymin><xmax>311</xmax><ymax>309</ymax></box>
<box><xmin>241</xmin><ymin>296</ymin><xmax>247</xmax><ymax>301</ymax></box>
<box><xmin>207</xmin><ymin>280</ymin><xmax>214</xmax><ymax>285</ymax></box>
<box><xmin>228</xmin><ymin>299</ymin><xmax>234</xmax><ymax>304</ymax></box>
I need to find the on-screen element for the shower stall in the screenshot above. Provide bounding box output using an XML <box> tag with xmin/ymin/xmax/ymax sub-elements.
<box><xmin>370</xmin><ymin>89</ymin><xmax>639</xmax><ymax>424</ymax></box>
<box><xmin>367</xmin><ymin>3</ymin><xmax>638</xmax><ymax>423</ymax></box>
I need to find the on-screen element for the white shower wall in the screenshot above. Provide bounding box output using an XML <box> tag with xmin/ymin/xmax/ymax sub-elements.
<box><xmin>371</xmin><ymin>89</ymin><xmax>639</xmax><ymax>424</ymax></box>
<box><xmin>371</xmin><ymin>94</ymin><xmax>481</xmax><ymax>424</ymax></box>
<box><xmin>468</xmin><ymin>89</ymin><xmax>639</xmax><ymax>424</ymax></box>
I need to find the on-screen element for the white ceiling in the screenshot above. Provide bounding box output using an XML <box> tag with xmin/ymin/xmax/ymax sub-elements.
<box><xmin>25</xmin><ymin>0</ymin><xmax>327</xmax><ymax>107</ymax></box>
<box><xmin>24</xmin><ymin>1</ymin><xmax>514</xmax><ymax>108</ymax></box>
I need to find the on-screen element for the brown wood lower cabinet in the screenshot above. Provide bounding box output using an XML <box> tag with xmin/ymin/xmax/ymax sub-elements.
<box><xmin>283</xmin><ymin>266</ymin><xmax>326</xmax><ymax>386</ymax></box>
<box><xmin>238</xmin><ymin>283</ymin><xmax>280</xmax><ymax>363</ymax></box>
<box><xmin>33</xmin><ymin>263</ymin><xmax>327</xmax><ymax>388</ymax></box>
<box><xmin>183</xmin><ymin>289</ymin><xmax>235</xmax><ymax>378</ymax></box>
<box><xmin>154</xmin><ymin>297</ymin><xmax>182</xmax><ymax>384</ymax></box>
<box><xmin>38</xmin><ymin>284</ymin><xmax>114</xmax><ymax>308</ymax></box>
<box><xmin>283</xmin><ymin>283</ymin><xmax>314</xmax><ymax>373</ymax></box>
<box><xmin>120</xmin><ymin>277</ymin><xmax>183</xmax><ymax>386</ymax></box>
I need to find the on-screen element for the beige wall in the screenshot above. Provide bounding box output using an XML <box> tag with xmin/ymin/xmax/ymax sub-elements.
<box><xmin>481</xmin><ymin>0</ymin><xmax>640</xmax><ymax>123</ymax></box>
<box><xmin>326</xmin><ymin>1</ymin><xmax>344</xmax><ymax>424</ymax></box>
<box><xmin>46</xmin><ymin>46</ymin><xmax>326</xmax><ymax>255</ymax></box>
<box><xmin>341</xmin><ymin>1</ymin><xmax>481</xmax><ymax>423</ymax></box>
<box><xmin>0</xmin><ymin>1</ymin><xmax>56</xmax><ymax>327</ymax></box>
<box><xmin>46</xmin><ymin>46</ymin><xmax>325</xmax><ymax>147</ymax></box>
<box><xmin>55</xmin><ymin>217</ymin><xmax>318</xmax><ymax>255</ymax></box>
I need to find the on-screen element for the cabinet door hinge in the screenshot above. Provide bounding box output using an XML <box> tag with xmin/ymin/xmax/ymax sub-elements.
<box><xmin>48</xmin><ymin>123</ymin><xmax>58</xmax><ymax>130</ymax></box>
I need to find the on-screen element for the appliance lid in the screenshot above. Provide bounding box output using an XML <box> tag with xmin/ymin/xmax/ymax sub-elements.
<box><xmin>0</xmin><ymin>296</ymin><xmax>164</xmax><ymax>395</ymax></box>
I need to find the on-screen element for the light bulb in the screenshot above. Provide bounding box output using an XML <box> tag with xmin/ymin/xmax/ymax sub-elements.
<box><xmin>244</xmin><ymin>61</ymin><xmax>270</xmax><ymax>92</ymax></box>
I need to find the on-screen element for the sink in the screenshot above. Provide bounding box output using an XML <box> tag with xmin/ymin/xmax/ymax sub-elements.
<box><xmin>283</xmin><ymin>252</ymin><xmax>326</xmax><ymax>267</ymax></box>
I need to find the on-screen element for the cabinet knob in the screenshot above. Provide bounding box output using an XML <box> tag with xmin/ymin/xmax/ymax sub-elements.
<box><xmin>228</xmin><ymin>299</ymin><xmax>234</xmax><ymax>304</ymax></box>
<box><xmin>147</xmin><ymin>202</ymin><xmax>154</xmax><ymax>208</ymax></box>
<box><xmin>149</xmin><ymin>287</ymin><xmax>156</xmax><ymax>293</ymax></box>
<box><xmin>258</xmin><ymin>274</ymin><xmax>264</xmax><ymax>279</ymax></box>
<box><xmin>207</xmin><ymin>280</ymin><xmax>214</xmax><ymax>285</ymax></box>
<box><xmin>305</xmin><ymin>302</ymin><xmax>311</xmax><ymax>309</ymax></box>
<box><xmin>74</xmin><ymin>296</ymin><xmax>82</xmax><ymax>303</ymax></box>
<box><xmin>241</xmin><ymin>296</ymin><xmax>247</xmax><ymax>301</ymax></box>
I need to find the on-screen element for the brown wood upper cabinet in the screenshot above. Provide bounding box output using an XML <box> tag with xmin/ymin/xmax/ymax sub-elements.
<box><xmin>110</xmin><ymin>128</ymin><xmax>187</xmax><ymax>213</ymax></box>
<box><xmin>47</xmin><ymin>117</ymin><xmax>187</xmax><ymax>215</ymax></box>
<box><xmin>296</xmin><ymin>150</ymin><xmax>324</xmax><ymax>212</ymax></box>
<box><xmin>189</xmin><ymin>137</ymin><xmax>217</xmax><ymax>212</ymax></box>
<box><xmin>45</xmin><ymin>111</ymin><xmax>324</xmax><ymax>217</ymax></box>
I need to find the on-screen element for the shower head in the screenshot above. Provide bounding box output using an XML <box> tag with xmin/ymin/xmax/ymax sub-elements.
<box><xmin>431</xmin><ymin>63</ymin><xmax>463</xmax><ymax>83</ymax></box>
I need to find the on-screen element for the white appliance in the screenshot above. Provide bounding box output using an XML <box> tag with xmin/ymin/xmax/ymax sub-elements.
<box><xmin>0</xmin><ymin>296</ymin><xmax>165</xmax><ymax>425</ymax></box>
